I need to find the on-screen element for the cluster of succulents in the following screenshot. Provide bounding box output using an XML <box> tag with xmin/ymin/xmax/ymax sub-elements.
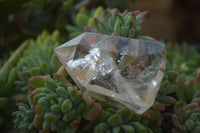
<box><xmin>0</xmin><ymin>5</ymin><xmax>200</xmax><ymax>133</ymax></box>
<box><xmin>0</xmin><ymin>30</ymin><xmax>62</xmax><ymax>128</ymax></box>
<box><xmin>87</xmin><ymin>9</ymin><xmax>150</xmax><ymax>39</ymax></box>
<box><xmin>14</xmin><ymin>30</ymin><xmax>62</xmax><ymax>93</ymax></box>
<box><xmin>166</xmin><ymin>43</ymin><xmax>200</xmax><ymax>80</ymax></box>
<box><xmin>66</xmin><ymin>6</ymin><xmax>150</xmax><ymax>40</ymax></box>
<box><xmin>82</xmin><ymin>107</ymin><xmax>154</xmax><ymax>133</ymax></box>
<box><xmin>172</xmin><ymin>75</ymin><xmax>200</xmax><ymax>133</ymax></box>
<box><xmin>14</xmin><ymin>75</ymin><xmax>84</xmax><ymax>133</ymax></box>
<box><xmin>172</xmin><ymin>92</ymin><xmax>200</xmax><ymax>133</ymax></box>
<box><xmin>13</xmin><ymin>73</ymin><xmax>153</xmax><ymax>133</ymax></box>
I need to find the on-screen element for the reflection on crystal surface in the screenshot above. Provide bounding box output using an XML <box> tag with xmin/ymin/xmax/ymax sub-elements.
<box><xmin>54</xmin><ymin>32</ymin><xmax>166</xmax><ymax>114</ymax></box>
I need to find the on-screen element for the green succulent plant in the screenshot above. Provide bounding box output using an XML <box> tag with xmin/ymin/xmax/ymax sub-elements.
<box><xmin>166</xmin><ymin>43</ymin><xmax>200</xmax><ymax>80</ymax></box>
<box><xmin>171</xmin><ymin>75</ymin><xmax>200</xmax><ymax>133</ymax></box>
<box><xmin>66</xmin><ymin>6</ymin><xmax>150</xmax><ymax>40</ymax></box>
<box><xmin>85</xmin><ymin>8</ymin><xmax>150</xmax><ymax>39</ymax></box>
<box><xmin>0</xmin><ymin>39</ymin><xmax>30</xmax><ymax>127</ymax></box>
<box><xmin>14</xmin><ymin>30</ymin><xmax>62</xmax><ymax>93</ymax></box>
<box><xmin>0</xmin><ymin>39</ymin><xmax>30</xmax><ymax>95</ymax></box>
<box><xmin>13</xmin><ymin>74</ymin><xmax>101</xmax><ymax>133</ymax></box>
<box><xmin>65</xmin><ymin>6</ymin><xmax>104</xmax><ymax>39</ymax></box>
<box><xmin>0</xmin><ymin>30</ymin><xmax>62</xmax><ymax>128</ymax></box>
<box><xmin>176</xmin><ymin>75</ymin><xmax>200</xmax><ymax>104</ymax></box>
<box><xmin>13</xmin><ymin>95</ymin><xmax>37</xmax><ymax>133</ymax></box>
<box><xmin>172</xmin><ymin>91</ymin><xmax>200</xmax><ymax>133</ymax></box>
<box><xmin>0</xmin><ymin>66</ymin><xmax>18</xmax><ymax>127</ymax></box>
<box><xmin>14</xmin><ymin>75</ymin><xmax>77</xmax><ymax>133</ymax></box>
<box><xmin>81</xmin><ymin>107</ymin><xmax>154</xmax><ymax>133</ymax></box>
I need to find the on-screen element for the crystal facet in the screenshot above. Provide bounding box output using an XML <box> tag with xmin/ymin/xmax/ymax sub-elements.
<box><xmin>54</xmin><ymin>32</ymin><xmax>166</xmax><ymax>114</ymax></box>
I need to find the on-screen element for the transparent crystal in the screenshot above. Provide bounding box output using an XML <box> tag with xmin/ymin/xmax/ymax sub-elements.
<box><xmin>54</xmin><ymin>32</ymin><xmax>166</xmax><ymax>114</ymax></box>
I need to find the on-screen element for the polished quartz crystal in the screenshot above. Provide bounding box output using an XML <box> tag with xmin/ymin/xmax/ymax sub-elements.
<box><xmin>54</xmin><ymin>32</ymin><xmax>166</xmax><ymax>114</ymax></box>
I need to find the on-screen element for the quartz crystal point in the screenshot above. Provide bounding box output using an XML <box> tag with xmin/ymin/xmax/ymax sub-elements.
<box><xmin>54</xmin><ymin>32</ymin><xmax>166</xmax><ymax>114</ymax></box>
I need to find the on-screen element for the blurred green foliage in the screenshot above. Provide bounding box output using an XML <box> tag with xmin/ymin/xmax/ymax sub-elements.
<box><xmin>0</xmin><ymin>0</ymin><xmax>135</xmax><ymax>59</ymax></box>
<box><xmin>0</xmin><ymin>0</ymin><xmax>79</xmax><ymax>58</ymax></box>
